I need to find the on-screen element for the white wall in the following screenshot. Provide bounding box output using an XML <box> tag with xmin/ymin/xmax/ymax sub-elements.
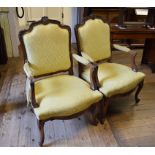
<box><xmin>8</xmin><ymin>7</ymin><xmax>19</xmax><ymax>57</ymax></box>
<box><xmin>8</xmin><ymin>7</ymin><xmax>78</xmax><ymax>56</ymax></box>
<box><xmin>0</xmin><ymin>7</ymin><xmax>14</xmax><ymax>57</ymax></box>
<box><xmin>18</xmin><ymin>7</ymin><xmax>77</xmax><ymax>42</ymax></box>
<box><xmin>18</xmin><ymin>7</ymin><xmax>27</xmax><ymax>29</ymax></box>
<box><xmin>63</xmin><ymin>7</ymin><xmax>77</xmax><ymax>43</ymax></box>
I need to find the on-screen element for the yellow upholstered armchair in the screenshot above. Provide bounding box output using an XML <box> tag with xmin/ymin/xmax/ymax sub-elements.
<box><xmin>19</xmin><ymin>17</ymin><xmax>103</xmax><ymax>146</ymax></box>
<box><xmin>74</xmin><ymin>16</ymin><xmax>145</xmax><ymax>123</ymax></box>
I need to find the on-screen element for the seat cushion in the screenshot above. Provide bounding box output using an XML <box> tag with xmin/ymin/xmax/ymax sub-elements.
<box><xmin>34</xmin><ymin>75</ymin><xmax>102</xmax><ymax>120</ymax></box>
<box><xmin>82</xmin><ymin>63</ymin><xmax>145</xmax><ymax>97</ymax></box>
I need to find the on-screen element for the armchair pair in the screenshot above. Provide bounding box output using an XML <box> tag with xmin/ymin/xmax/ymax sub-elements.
<box><xmin>19</xmin><ymin>16</ymin><xmax>145</xmax><ymax>146</ymax></box>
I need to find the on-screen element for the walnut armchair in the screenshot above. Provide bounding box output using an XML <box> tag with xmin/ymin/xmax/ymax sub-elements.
<box><xmin>74</xmin><ymin>16</ymin><xmax>145</xmax><ymax>123</ymax></box>
<box><xmin>19</xmin><ymin>17</ymin><xmax>103</xmax><ymax>146</ymax></box>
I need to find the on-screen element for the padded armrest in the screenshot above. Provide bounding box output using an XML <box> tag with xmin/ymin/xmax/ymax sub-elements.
<box><xmin>113</xmin><ymin>44</ymin><xmax>138</xmax><ymax>72</ymax></box>
<box><xmin>113</xmin><ymin>44</ymin><xmax>131</xmax><ymax>52</ymax></box>
<box><xmin>72</xmin><ymin>54</ymin><xmax>90</xmax><ymax>65</ymax></box>
<box><xmin>23</xmin><ymin>62</ymin><xmax>33</xmax><ymax>78</ymax></box>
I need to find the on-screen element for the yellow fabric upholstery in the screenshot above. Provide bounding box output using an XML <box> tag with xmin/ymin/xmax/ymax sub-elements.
<box><xmin>78</xmin><ymin>19</ymin><xmax>111</xmax><ymax>61</ymax></box>
<box><xmin>23</xmin><ymin>24</ymin><xmax>71</xmax><ymax>76</ymax></box>
<box><xmin>113</xmin><ymin>44</ymin><xmax>131</xmax><ymax>53</ymax></box>
<box><xmin>72</xmin><ymin>53</ymin><xmax>90</xmax><ymax>65</ymax></box>
<box><xmin>34</xmin><ymin>75</ymin><xmax>103</xmax><ymax>120</ymax></box>
<box><xmin>82</xmin><ymin>63</ymin><xmax>145</xmax><ymax>97</ymax></box>
<box><xmin>81</xmin><ymin>52</ymin><xmax>95</xmax><ymax>62</ymax></box>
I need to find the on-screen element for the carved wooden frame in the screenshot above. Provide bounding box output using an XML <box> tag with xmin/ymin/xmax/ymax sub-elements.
<box><xmin>19</xmin><ymin>16</ymin><xmax>102</xmax><ymax>146</ymax></box>
<box><xmin>74</xmin><ymin>15</ymin><xmax>144</xmax><ymax>124</ymax></box>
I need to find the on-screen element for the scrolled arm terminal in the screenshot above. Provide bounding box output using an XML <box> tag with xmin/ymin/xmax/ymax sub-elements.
<box><xmin>113</xmin><ymin>44</ymin><xmax>138</xmax><ymax>72</ymax></box>
<box><xmin>73</xmin><ymin>53</ymin><xmax>100</xmax><ymax>90</ymax></box>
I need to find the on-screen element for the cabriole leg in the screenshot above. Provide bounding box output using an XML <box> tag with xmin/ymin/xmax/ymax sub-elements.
<box><xmin>98</xmin><ymin>97</ymin><xmax>109</xmax><ymax>124</ymax></box>
<box><xmin>90</xmin><ymin>104</ymin><xmax>99</xmax><ymax>126</ymax></box>
<box><xmin>38</xmin><ymin>120</ymin><xmax>45</xmax><ymax>147</ymax></box>
<box><xmin>135</xmin><ymin>80</ymin><xmax>144</xmax><ymax>105</ymax></box>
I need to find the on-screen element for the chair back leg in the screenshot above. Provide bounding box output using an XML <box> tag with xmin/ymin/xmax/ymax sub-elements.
<box><xmin>89</xmin><ymin>103</ymin><xmax>100</xmax><ymax>125</ymax></box>
<box><xmin>98</xmin><ymin>97</ymin><xmax>109</xmax><ymax>124</ymax></box>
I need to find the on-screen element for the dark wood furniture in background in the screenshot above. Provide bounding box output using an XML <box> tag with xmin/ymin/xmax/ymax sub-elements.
<box><xmin>83</xmin><ymin>8</ymin><xmax>148</xmax><ymax>24</ymax></box>
<box><xmin>78</xmin><ymin>7</ymin><xmax>155</xmax><ymax>73</ymax></box>
<box><xmin>111</xmin><ymin>24</ymin><xmax>155</xmax><ymax>73</ymax></box>
<box><xmin>83</xmin><ymin>7</ymin><xmax>155</xmax><ymax>48</ymax></box>
<box><xmin>146</xmin><ymin>8</ymin><xmax>155</xmax><ymax>28</ymax></box>
<box><xmin>83</xmin><ymin>7</ymin><xmax>120</xmax><ymax>23</ymax></box>
<box><xmin>0</xmin><ymin>25</ymin><xmax>7</xmax><ymax>64</ymax></box>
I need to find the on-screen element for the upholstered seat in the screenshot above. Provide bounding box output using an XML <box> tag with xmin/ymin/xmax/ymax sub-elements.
<box><xmin>82</xmin><ymin>63</ymin><xmax>145</xmax><ymax>97</ymax></box>
<box><xmin>34</xmin><ymin>75</ymin><xmax>102</xmax><ymax>120</ymax></box>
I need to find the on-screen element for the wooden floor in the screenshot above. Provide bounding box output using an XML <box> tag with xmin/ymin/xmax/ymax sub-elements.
<box><xmin>0</xmin><ymin>49</ymin><xmax>155</xmax><ymax>147</ymax></box>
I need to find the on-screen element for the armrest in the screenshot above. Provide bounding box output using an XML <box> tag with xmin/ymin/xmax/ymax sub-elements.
<box><xmin>23</xmin><ymin>62</ymin><xmax>39</xmax><ymax>108</ymax></box>
<box><xmin>113</xmin><ymin>44</ymin><xmax>138</xmax><ymax>72</ymax></box>
<box><xmin>72</xmin><ymin>54</ymin><xmax>90</xmax><ymax>65</ymax></box>
<box><xmin>73</xmin><ymin>53</ymin><xmax>100</xmax><ymax>90</ymax></box>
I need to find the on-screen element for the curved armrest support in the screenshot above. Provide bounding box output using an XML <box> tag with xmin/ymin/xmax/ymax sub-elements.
<box><xmin>23</xmin><ymin>62</ymin><xmax>39</xmax><ymax>108</ymax></box>
<box><xmin>88</xmin><ymin>62</ymin><xmax>100</xmax><ymax>90</ymax></box>
<box><xmin>113</xmin><ymin>44</ymin><xmax>138</xmax><ymax>72</ymax></box>
<box><xmin>29</xmin><ymin>77</ymin><xmax>39</xmax><ymax>108</ymax></box>
<box><xmin>72</xmin><ymin>53</ymin><xmax>100</xmax><ymax>90</ymax></box>
<box><xmin>130</xmin><ymin>50</ymin><xmax>138</xmax><ymax>72</ymax></box>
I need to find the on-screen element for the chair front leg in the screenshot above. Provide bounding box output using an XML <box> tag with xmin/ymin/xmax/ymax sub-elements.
<box><xmin>135</xmin><ymin>80</ymin><xmax>144</xmax><ymax>105</ymax></box>
<box><xmin>38</xmin><ymin>120</ymin><xmax>45</xmax><ymax>147</ymax></box>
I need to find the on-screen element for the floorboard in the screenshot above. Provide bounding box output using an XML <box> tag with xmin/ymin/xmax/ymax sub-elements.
<box><xmin>0</xmin><ymin>49</ymin><xmax>155</xmax><ymax>146</ymax></box>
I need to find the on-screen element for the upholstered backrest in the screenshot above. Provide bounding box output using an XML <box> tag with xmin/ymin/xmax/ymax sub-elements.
<box><xmin>21</xmin><ymin>19</ymin><xmax>71</xmax><ymax>77</ymax></box>
<box><xmin>77</xmin><ymin>18</ymin><xmax>111</xmax><ymax>62</ymax></box>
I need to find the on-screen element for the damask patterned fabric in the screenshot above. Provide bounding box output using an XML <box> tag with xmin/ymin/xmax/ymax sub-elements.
<box><xmin>82</xmin><ymin>63</ymin><xmax>145</xmax><ymax>97</ymax></box>
<box><xmin>34</xmin><ymin>75</ymin><xmax>103</xmax><ymax>120</ymax></box>
<box><xmin>78</xmin><ymin>19</ymin><xmax>111</xmax><ymax>62</ymax></box>
<box><xmin>23</xmin><ymin>24</ymin><xmax>71</xmax><ymax>76</ymax></box>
